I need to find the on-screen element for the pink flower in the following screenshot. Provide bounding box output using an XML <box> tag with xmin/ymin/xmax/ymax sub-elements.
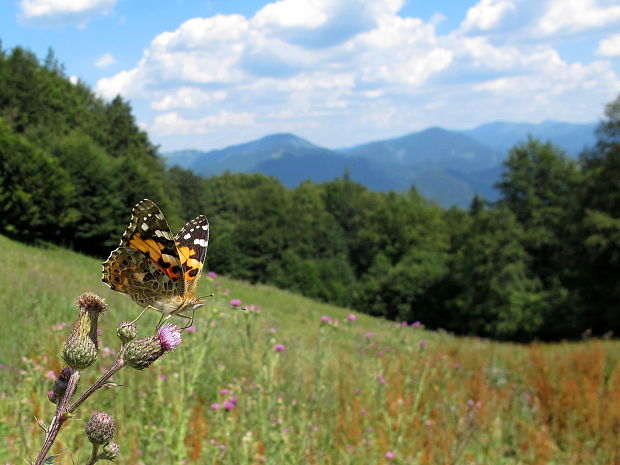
<box><xmin>269</xmin><ymin>327</ymin><xmax>277</xmax><ymax>334</ymax></box>
<box><xmin>320</xmin><ymin>315</ymin><xmax>331</xmax><ymax>323</ymax></box>
<box><xmin>207</xmin><ymin>271</ymin><xmax>218</xmax><ymax>278</ymax></box>
<box><xmin>400</xmin><ymin>321</ymin><xmax>408</xmax><ymax>327</ymax></box>
<box><xmin>418</xmin><ymin>339</ymin><xmax>427</xmax><ymax>349</ymax></box>
<box><xmin>274</xmin><ymin>344</ymin><xmax>286</xmax><ymax>352</ymax></box>
<box><xmin>230</xmin><ymin>299</ymin><xmax>241</xmax><ymax>307</ymax></box>
<box><xmin>211</xmin><ymin>403</ymin><xmax>220</xmax><ymax>410</ymax></box>
<box><xmin>158</xmin><ymin>324</ymin><xmax>182</xmax><ymax>351</ymax></box>
<box><xmin>364</xmin><ymin>332</ymin><xmax>374</xmax><ymax>339</ymax></box>
<box><xmin>223</xmin><ymin>400</ymin><xmax>235</xmax><ymax>410</ymax></box>
<box><xmin>347</xmin><ymin>314</ymin><xmax>356</xmax><ymax>322</ymax></box>
<box><xmin>411</xmin><ymin>321</ymin><xmax>422</xmax><ymax>328</ymax></box>
<box><xmin>385</xmin><ymin>451</ymin><xmax>395</xmax><ymax>460</ymax></box>
<box><xmin>186</xmin><ymin>326</ymin><xmax>196</xmax><ymax>333</ymax></box>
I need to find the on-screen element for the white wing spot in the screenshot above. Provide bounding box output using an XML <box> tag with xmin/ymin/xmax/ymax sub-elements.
<box><xmin>141</xmin><ymin>223</ymin><xmax>149</xmax><ymax>231</ymax></box>
<box><xmin>202</xmin><ymin>225</ymin><xmax>209</xmax><ymax>230</ymax></box>
<box><xmin>184</xmin><ymin>233</ymin><xmax>191</xmax><ymax>240</ymax></box>
<box><xmin>194</xmin><ymin>238</ymin><xmax>208</xmax><ymax>247</ymax></box>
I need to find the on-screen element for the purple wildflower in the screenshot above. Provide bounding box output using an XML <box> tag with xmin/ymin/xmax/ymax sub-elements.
<box><xmin>223</xmin><ymin>400</ymin><xmax>235</xmax><ymax>410</ymax></box>
<box><xmin>411</xmin><ymin>321</ymin><xmax>422</xmax><ymax>328</ymax></box>
<box><xmin>320</xmin><ymin>315</ymin><xmax>331</xmax><ymax>323</ymax></box>
<box><xmin>347</xmin><ymin>314</ymin><xmax>356</xmax><ymax>322</ymax></box>
<box><xmin>274</xmin><ymin>344</ymin><xmax>286</xmax><ymax>352</ymax></box>
<box><xmin>385</xmin><ymin>451</ymin><xmax>395</xmax><ymax>460</ymax></box>
<box><xmin>211</xmin><ymin>403</ymin><xmax>220</xmax><ymax>410</ymax></box>
<box><xmin>207</xmin><ymin>271</ymin><xmax>218</xmax><ymax>278</ymax></box>
<box><xmin>158</xmin><ymin>324</ymin><xmax>182</xmax><ymax>351</ymax></box>
<box><xmin>230</xmin><ymin>299</ymin><xmax>241</xmax><ymax>307</ymax></box>
<box><xmin>364</xmin><ymin>332</ymin><xmax>374</xmax><ymax>339</ymax></box>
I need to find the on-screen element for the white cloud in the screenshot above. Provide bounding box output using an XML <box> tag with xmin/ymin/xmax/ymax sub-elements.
<box><xmin>19</xmin><ymin>0</ymin><xmax>116</xmax><ymax>26</ymax></box>
<box><xmin>94</xmin><ymin>0</ymin><xmax>620</xmax><ymax>150</ymax></box>
<box><xmin>597</xmin><ymin>33</ymin><xmax>620</xmax><ymax>57</ymax></box>
<box><xmin>535</xmin><ymin>0</ymin><xmax>620</xmax><ymax>36</ymax></box>
<box><xmin>151</xmin><ymin>111</ymin><xmax>256</xmax><ymax>136</ymax></box>
<box><xmin>151</xmin><ymin>87</ymin><xmax>228</xmax><ymax>111</ymax></box>
<box><xmin>461</xmin><ymin>0</ymin><xmax>517</xmax><ymax>32</ymax></box>
<box><xmin>95</xmin><ymin>53</ymin><xmax>115</xmax><ymax>68</ymax></box>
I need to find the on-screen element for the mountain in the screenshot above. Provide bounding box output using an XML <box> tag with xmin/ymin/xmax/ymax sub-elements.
<box><xmin>164</xmin><ymin>121</ymin><xmax>596</xmax><ymax>209</ymax></box>
<box><xmin>461</xmin><ymin>121</ymin><xmax>597</xmax><ymax>157</ymax></box>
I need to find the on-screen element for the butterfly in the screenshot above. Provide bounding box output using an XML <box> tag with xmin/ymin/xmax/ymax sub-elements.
<box><xmin>102</xmin><ymin>199</ymin><xmax>209</xmax><ymax>319</ymax></box>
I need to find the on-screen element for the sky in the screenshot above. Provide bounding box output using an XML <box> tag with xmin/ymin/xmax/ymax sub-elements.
<box><xmin>2</xmin><ymin>0</ymin><xmax>620</xmax><ymax>152</ymax></box>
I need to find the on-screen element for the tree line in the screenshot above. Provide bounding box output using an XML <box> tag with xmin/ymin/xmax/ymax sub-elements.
<box><xmin>1</xmin><ymin>44</ymin><xmax>618</xmax><ymax>341</ymax></box>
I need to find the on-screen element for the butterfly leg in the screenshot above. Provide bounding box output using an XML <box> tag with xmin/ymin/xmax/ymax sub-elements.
<box><xmin>130</xmin><ymin>307</ymin><xmax>151</xmax><ymax>325</ymax></box>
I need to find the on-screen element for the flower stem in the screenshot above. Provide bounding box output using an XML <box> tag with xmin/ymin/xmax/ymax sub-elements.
<box><xmin>86</xmin><ymin>443</ymin><xmax>99</xmax><ymax>465</ymax></box>
<box><xmin>33</xmin><ymin>370</ymin><xmax>81</xmax><ymax>465</ymax></box>
<box><xmin>68</xmin><ymin>359</ymin><xmax>125</xmax><ymax>414</ymax></box>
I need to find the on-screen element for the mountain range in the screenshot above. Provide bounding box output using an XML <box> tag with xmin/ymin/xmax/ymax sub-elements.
<box><xmin>164</xmin><ymin>121</ymin><xmax>597</xmax><ymax>208</ymax></box>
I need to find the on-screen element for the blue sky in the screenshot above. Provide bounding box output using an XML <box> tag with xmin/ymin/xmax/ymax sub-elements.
<box><xmin>2</xmin><ymin>0</ymin><xmax>620</xmax><ymax>152</ymax></box>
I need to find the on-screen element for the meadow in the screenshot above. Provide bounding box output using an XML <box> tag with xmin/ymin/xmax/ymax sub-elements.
<box><xmin>1</xmin><ymin>233</ymin><xmax>619</xmax><ymax>465</ymax></box>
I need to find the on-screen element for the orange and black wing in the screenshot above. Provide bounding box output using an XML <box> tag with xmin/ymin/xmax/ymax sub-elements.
<box><xmin>174</xmin><ymin>215</ymin><xmax>209</xmax><ymax>296</ymax></box>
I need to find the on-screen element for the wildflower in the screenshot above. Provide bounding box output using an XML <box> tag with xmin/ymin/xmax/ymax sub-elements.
<box><xmin>207</xmin><ymin>271</ymin><xmax>218</xmax><ymax>278</ymax></box>
<box><xmin>98</xmin><ymin>442</ymin><xmax>120</xmax><ymax>460</ymax></box>
<box><xmin>211</xmin><ymin>403</ymin><xmax>221</xmax><ymax>410</ymax></box>
<box><xmin>385</xmin><ymin>451</ymin><xmax>395</xmax><ymax>460</ymax></box>
<box><xmin>124</xmin><ymin>324</ymin><xmax>182</xmax><ymax>370</ymax></box>
<box><xmin>49</xmin><ymin>367</ymin><xmax>75</xmax><ymax>404</ymax></box>
<box><xmin>364</xmin><ymin>332</ymin><xmax>374</xmax><ymax>339</ymax></box>
<box><xmin>274</xmin><ymin>344</ymin><xmax>286</xmax><ymax>352</ymax></box>
<box><xmin>269</xmin><ymin>327</ymin><xmax>277</xmax><ymax>334</ymax></box>
<box><xmin>347</xmin><ymin>314</ymin><xmax>356</xmax><ymax>322</ymax></box>
<box><xmin>117</xmin><ymin>321</ymin><xmax>137</xmax><ymax>344</ymax></box>
<box><xmin>186</xmin><ymin>326</ymin><xmax>196</xmax><ymax>333</ymax></box>
<box><xmin>223</xmin><ymin>400</ymin><xmax>235</xmax><ymax>410</ymax></box>
<box><xmin>411</xmin><ymin>321</ymin><xmax>422</xmax><ymax>328</ymax></box>
<box><xmin>84</xmin><ymin>411</ymin><xmax>116</xmax><ymax>444</ymax></box>
<box><xmin>418</xmin><ymin>339</ymin><xmax>427</xmax><ymax>349</ymax></box>
<box><xmin>230</xmin><ymin>299</ymin><xmax>241</xmax><ymax>307</ymax></box>
<box><xmin>320</xmin><ymin>315</ymin><xmax>331</xmax><ymax>323</ymax></box>
<box><xmin>62</xmin><ymin>293</ymin><xmax>106</xmax><ymax>370</ymax></box>
<box><xmin>220</xmin><ymin>388</ymin><xmax>230</xmax><ymax>395</ymax></box>
<box><xmin>400</xmin><ymin>321</ymin><xmax>408</xmax><ymax>327</ymax></box>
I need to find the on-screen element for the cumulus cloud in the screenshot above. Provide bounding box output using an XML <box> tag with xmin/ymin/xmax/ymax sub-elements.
<box><xmin>535</xmin><ymin>0</ymin><xmax>620</xmax><ymax>37</ymax></box>
<box><xmin>597</xmin><ymin>33</ymin><xmax>620</xmax><ymax>57</ymax></box>
<box><xmin>95</xmin><ymin>53</ymin><xmax>115</xmax><ymax>68</ymax></box>
<box><xmin>19</xmin><ymin>0</ymin><xmax>116</xmax><ymax>27</ymax></box>
<box><xmin>95</xmin><ymin>0</ymin><xmax>620</xmax><ymax>150</ymax></box>
<box><xmin>461</xmin><ymin>0</ymin><xmax>517</xmax><ymax>32</ymax></box>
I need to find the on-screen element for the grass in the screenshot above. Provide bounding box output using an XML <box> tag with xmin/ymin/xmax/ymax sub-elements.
<box><xmin>1</xmin><ymin>233</ymin><xmax>620</xmax><ymax>464</ymax></box>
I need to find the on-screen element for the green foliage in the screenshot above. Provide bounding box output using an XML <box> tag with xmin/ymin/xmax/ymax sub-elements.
<box><xmin>3</xmin><ymin>42</ymin><xmax>620</xmax><ymax>340</ymax></box>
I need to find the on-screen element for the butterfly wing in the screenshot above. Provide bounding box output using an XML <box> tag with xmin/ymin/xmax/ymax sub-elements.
<box><xmin>174</xmin><ymin>215</ymin><xmax>210</xmax><ymax>296</ymax></box>
<box><xmin>102</xmin><ymin>199</ymin><xmax>185</xmax><ymax>311</ymax></box>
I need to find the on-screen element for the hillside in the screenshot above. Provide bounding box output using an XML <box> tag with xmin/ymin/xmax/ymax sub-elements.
<box><xmin>2</xmin><ymin>235</ymin><xmax>620</xmax><ymax>464</ymax></box>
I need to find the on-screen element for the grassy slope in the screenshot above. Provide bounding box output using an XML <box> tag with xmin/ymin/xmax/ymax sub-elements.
<box><xmin>1</xmin><ymin>234</ymin><xmax>619</xmax><ymax>465</ymax></box>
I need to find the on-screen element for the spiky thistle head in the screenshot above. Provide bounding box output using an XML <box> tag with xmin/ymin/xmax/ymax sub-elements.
<box><xmin>84</xmin><ymin>411</ymin><xmax>116</xmax><ymax>445</ymax></box>
<box><xmin>62</xmin><ymin>293</ymin><xmax>106</xmax><ymax>370</ymax></box>
<box><xmin>123</xmin><ymin>324</ymin><xmax>182</xmax><ymax>370</ymax></box>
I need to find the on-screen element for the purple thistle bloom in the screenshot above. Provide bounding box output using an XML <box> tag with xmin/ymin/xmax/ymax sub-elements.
<box><xmin>320</xmin><ymin>315</ymin><xmax>331</xmax><ymax>323</ymax></box>
<box><xmin>223</xmin><ymin>400</ymin><xmax>235</xmax><ymax>410</ymax></box>
<box><xmin>220</xmin><ymin>388</ymin><xmax>230</xmax><ymax>395</ymax></box>
<box><xmin>186</xmin><ymin>326</ymin><xmax>196</xmax><ymax>333</ymax></box>
<box><xmin>158</xmin><ymin>324</ymin><xmax>182</xmax><ymax>351</ymax></box>
<box><xmin>418</xmin><ymin>339</ymin><xmax>427</xmax><ymax>349</ymax></box>
<box><xmin>230</xmin><ymin>299</ymin><xmax>241</xmax><ymax>307</ymax></box>
<box><xmin>207</xmin><ymin>271</ymin><xmax>218</xmax><ymax>278</ymax></box>
<box><xmin>385</xmin><ymin>451</ymin><xmax>395</xmax><ymax>460</ymax></box>
<box><xmin>274</xmin><ymin>344</ymin><xmax>287</xmax><ymax>352</ymax></box>
<box><xmin>364</xmin><ymin>332</ymin><xmax>374</xmax><ymax>339</ymax></box>
<box><xmin>400</xmin><ymin>321</ymin><xmax>408</xmax><ymax>327</ymax></box>
<box><xmin>411</xmin><ymin>321</ymin><xmax>422</xmax><ymax>328</ymax></box>
<box><xmin>347</xmin><ymin>314</ymin><xmax>356</xmax><ymax>322</ymax></box>
<box><xmin>211</xmin><ymin>403</ymin><xmax>220</xmax><ymax>410</ymax></box>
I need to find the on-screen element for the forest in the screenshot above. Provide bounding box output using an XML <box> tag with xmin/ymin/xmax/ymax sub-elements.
<box><xmin>1</xmin><ymin>44</ymin><xmax>619</xmax><ymax>341</ymax></box>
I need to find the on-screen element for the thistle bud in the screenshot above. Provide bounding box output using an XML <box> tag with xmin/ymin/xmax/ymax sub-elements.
<box><xmin>62</xmin><ymin>293</ymin><xmax>106</xmax><ymax>370</ymax></box>
<box><xmin>123</xmin><ymin>324</ymin><xmax>182</xmax><ymax>370</ymax></box>
<box><xmin>84</xmin><ymin>411</ymin><xmax>116</xmax><ymax>445</ymax></box>
<box><xmin>98</xmin><ymin>441</ymin><xmax>120</xmax><ymax>460</ymax></box>
<box><xmin>49</xmin><ymin>367</ymin><xmax>76</xmax><ymax>404</ymax></box>
<box><xmin>117</xmin><ymin>321</ymin><xmax>137</xmax><ymax>344</ymax></box>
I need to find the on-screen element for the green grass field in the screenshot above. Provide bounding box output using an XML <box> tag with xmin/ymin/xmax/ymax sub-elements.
<box><xmin>1</xmin><ymin>234</ymin><xmax>619</xmax><ymax>464</ymax></box>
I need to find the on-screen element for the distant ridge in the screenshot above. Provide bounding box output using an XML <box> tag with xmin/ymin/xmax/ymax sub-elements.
<box><xmin>164</xmin><ymin>121</ymin><xmax>597</xmax><ymax>208</ymax></box>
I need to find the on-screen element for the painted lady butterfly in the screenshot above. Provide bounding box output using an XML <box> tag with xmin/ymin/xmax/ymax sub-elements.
<box><xmin>102</xmin><ymin>199</ymin><xmax>209</xmax><ymax>317</ymax></box>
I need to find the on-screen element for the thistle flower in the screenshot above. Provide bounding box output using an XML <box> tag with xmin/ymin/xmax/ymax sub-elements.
<box><xmin>117</xmin><ymin>321</ymin><xmax>137</xmax><ymax>344</ymax></box>
<box><xmin>49</xmin><ymin>367</ymin><xmax>75</xmax><ymax>404</ymax></box>
<box><xmin>274</xmin><ymin>344</ymin><xmax>286</xmax><ymax>352</ymax></box>
<box><xmin>123</xmin><ymin>324</ymin><xmax>182</xmax><ymax>370</ymax></box>
<box><xmin>97</xmin><ymin>441</ymin><xmax>120</xmax><ymax>460</ymax></box>
<box><xmin>84</xmin><ymin>411</ymin><xmax>116</xmax><ymax>445</ymax></box>
<box><xmin>62</xmin><ymin>293</ymin><xmax>106</xmax><ymax>370</ymax></box>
